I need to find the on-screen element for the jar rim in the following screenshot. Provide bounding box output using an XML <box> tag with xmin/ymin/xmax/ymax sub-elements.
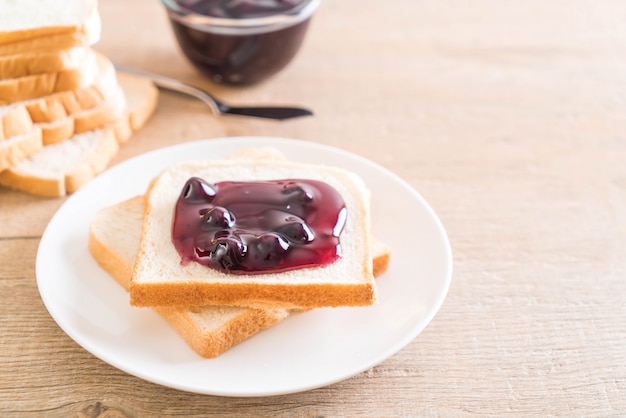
<box><xmin>161</xmin><ymin>0</ymin><xmax>320</xmax><ymax>33</ymax></box>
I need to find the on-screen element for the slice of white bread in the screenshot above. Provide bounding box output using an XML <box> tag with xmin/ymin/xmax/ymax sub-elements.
<box><xmin>0</xmin><ymin>47</ymin><xmax>99</xmax><ymax>104</ymax></box>
<box><xmin>130</xmin><ymin>158</ymin><xmax>377</xmax><ymax>310</ymax></box>
<box><xmin>0</xmin><ymin>74</ymin><xmax>158</xmax><ymax>197</ymax></box>
<box><xmin>89</xmin><ymin>196</ymin><xmax>390</xmax><ymax>358</ymax></box>
<box><xmin>0</xmin><ymin>0</ymin><xmax>100</xmax><ymax>47</ymax></box>
<box><xmin>0</xmin><ymin>46</ymin><xmax>91</xmax><ymax>80</ymax></box>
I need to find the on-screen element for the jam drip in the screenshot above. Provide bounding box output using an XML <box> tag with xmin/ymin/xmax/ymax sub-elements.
<box><xmin>172</xmin><ymin>177</ymin><xmax>347</xmax><ymax>274</ymax></box>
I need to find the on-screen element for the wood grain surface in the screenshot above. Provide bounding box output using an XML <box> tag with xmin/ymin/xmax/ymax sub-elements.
<box><xmin>1</xmin><ymin>0</ymin><xmax>626</xmax><ymax>416</ymax></box>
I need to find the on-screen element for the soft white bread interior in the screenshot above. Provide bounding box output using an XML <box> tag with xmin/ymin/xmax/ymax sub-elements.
<box><xmin>89</xmin><ymin>195</ymin><xmax>390</xmax><ymax>358</ymax></box>
<box><xmin>0</xmin><ymin>72</ymin><xmax>158</xmax><ymax>197</ymax></box>
<box><xmin>0</xmin><ymin>0</ymin><xmax>100</xmax><ymax>47</ymax></box>
<box><xmin>130</xmin><ymin>159</ymin><xmax>376</xmax><ymax>309</ymax></box>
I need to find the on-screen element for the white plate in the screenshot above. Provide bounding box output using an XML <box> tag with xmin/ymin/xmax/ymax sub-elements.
<box><xmin>36</xmin><ymin>137</ymin><xmax>452</xmax><ymax>397</ymax></box>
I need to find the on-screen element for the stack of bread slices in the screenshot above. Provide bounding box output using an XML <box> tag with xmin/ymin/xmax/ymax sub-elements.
<box><xmin>0</xmin><ymin>0</ymin><xmax>158</xmax><ymax>197</ymax></box>
<box><xmin>89</xmin><ymin>148</ymin><xmax>391</xmax><ymax>358</ymax></box>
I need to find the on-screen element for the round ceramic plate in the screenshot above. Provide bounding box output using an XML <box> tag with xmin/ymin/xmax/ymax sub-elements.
<box><xmin>36</xmin><ymin>137</ymin><xmax>452</xmax><ymax>396</ymax></box>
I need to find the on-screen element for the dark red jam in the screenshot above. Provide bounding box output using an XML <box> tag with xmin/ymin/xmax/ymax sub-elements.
<box><xmin>172</xmin><ymin>177</ymin><xmax>347</xmax><ymax>275</ymax></box>
<box><xmin>167</xmin><ymin>0</ymin><xmax>313</xmax><ymax>84</ymax></box>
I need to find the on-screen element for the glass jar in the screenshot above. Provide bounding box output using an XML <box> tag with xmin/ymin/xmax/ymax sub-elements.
<box><xmin>161</xmin><ymin>0</ymin><xmax>321</xmax><ymax>85</ymax></box>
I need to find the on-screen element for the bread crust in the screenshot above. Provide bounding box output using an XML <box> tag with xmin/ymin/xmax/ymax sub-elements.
<box><xmin>130</xmin><ymin>280</ymin><xmax>377</xmax><ymax>310</ymax></box>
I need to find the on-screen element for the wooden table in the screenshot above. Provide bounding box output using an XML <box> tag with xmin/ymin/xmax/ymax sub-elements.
<box><xmin>2</xmin><ymin>0</ymin><xmax>626</xmax><ymax>415</ymax></box>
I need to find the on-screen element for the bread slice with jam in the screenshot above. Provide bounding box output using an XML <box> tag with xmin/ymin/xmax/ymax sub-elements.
<box><xmin>130</xmin><ymin>157</ymin><xmax>377</xmax><ymax>310</ymax></box>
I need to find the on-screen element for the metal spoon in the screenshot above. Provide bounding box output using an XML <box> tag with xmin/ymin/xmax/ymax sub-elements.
<box><xmin>115</xmin><ymin>64</ymin><xmax>313</xmax><ymax>121</ymax></box>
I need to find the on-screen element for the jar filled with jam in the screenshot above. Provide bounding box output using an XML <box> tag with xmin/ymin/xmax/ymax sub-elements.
<box><xmin>161</xmin><ymin>0</ymin><xmax>321</xmax><ymax>85</ymax></box>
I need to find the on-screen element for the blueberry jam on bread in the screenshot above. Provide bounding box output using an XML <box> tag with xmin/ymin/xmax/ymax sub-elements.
<box><xmin>172</xmin><ymin>177</ymin><xmax>347</xmax><ymax>274</ymax></box>
<box><xmin>130</xmin><ymin>157</ymin><xmax>376</xmax><ymax>309</ymax></box>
